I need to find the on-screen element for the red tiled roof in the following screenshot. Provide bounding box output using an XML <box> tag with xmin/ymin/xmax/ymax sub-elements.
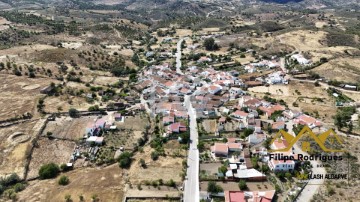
<box><xmin>233</xmin><ymin>110</ymin><xmax>249</xmax><ymax>117</ymax></box>
<box><xmin>228</xmin><ymin>143</ymin><xmax>241</xmax><ymax>149</ymax></box>
<box><xmin>219</xmin><ymin>117</ymin><xmax>226</xmax><ymax>123</ymax></box>
<box><xmin>212</xmin><ymin>143</ymin><xmax>228</xmax><ymax>154</ymax></box>
<box><xmin>225</xmin><ymin>191</ymin><xmax>245</xmax><ymax>202</ymax></box>
<box><xmin>272</xmin><ymin>121</ymin><xmax>285</xmax><ymax>129</ymax></box>
<box><xmin>227</xmin><ymin>137</ymin><xmax>236</xmax><ymax>143</ymax></box>
<box><xmin>272</xmin><ymin>138</ymin><xmax>289</xmax><ymax>149</ymax></box>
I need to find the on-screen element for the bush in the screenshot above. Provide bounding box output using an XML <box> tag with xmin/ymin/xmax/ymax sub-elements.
<box><xmin>68</xmin><ymin>108</ymin><xmax>79</xmax><ymax>118</ymax></box>
<box><xmin>238</xmin><ymin>180</ymin><xmax>247</xmax><ymax>190</ymax></box>
<box><xmin>166</xmin><ymin>179</ymin><xmax>176</xmax><ymax>188</ymax></box>
<box><xmin>13</xmin><ymin>183</ymin><xmax>26</xmax><ymax>192</ymax></box>
<box><xmin>118</xmin><ymin>152</ymin><xmax>132</xmax><ymax>168</ymax></box>
<box><xmin>203</xmin><ymin>38</ymin><xmax>219</xmax><ymax>51</ymax></box>
<box><xmin>151</xmin><ymin>151</ymin><xmax>159</xmax><ymax>161</ymax></box>
<box><xmin>139</xmin><ymin>159</ymin><xmax>146</xmax><ymax>168</ymax></box>
<box><xmin>39</xmin><ymin>163</ymin><xmax>60</xmax><ymax>179</ymax></box>
<box><xmin>207</xmin><ymin>181</ymin><xmax>223</xmax><ymax>193</ymax></box>
<box><xmin>58</xmin><ymin>175</ymin><xmax>70</xmax><ymax>186</ymax></box>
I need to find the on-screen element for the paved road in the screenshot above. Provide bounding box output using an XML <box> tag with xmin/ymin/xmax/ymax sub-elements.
<box><xmin>176</xmin><ymin>38</ymin><xmax>185</xmax><ymax>75</ymax></box>
<box><xmin>183</xmin><ymin>95</ymin><xmax>200</xmax><ymax>202</ymax></box>
<box><xmin>285</xmin><ymin>121</ymin><xmax>326</xmax><ymax>202</ymax></box>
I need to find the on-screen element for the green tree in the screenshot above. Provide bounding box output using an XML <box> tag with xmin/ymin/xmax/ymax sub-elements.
<box><xmin>203</xmin><ymin>38</ymin><xmax>219</xmax><ymax>51</ymax></box>
<box><xmin>238</xmin><ymin>180</ymin><xmax>247</xmax><ymax>190</ymax></box>
<box><xmin>198</xmin><ymin>141</ymin><xmax>205</xmax><ymax>152</ymax></box>
<box><xmin>218</xmin><ymin>165</ymin><xmax>227</xmax><ymax>175</ymax></box>
<box><xmin>118</xmin><ymin>152</ymin><xmax>132</xmax><ymax>168</ymax></box>
<box><xmin>243</xmin><ymin>128</ymin><xmax>254</xmax><ymax>137</ymax></box>
<box><xmin>68</xmin><ymin>108</ymin><xmax>79</xmax><ymax>118</ymax></box>
<box><xmin>207</xmin><ymin>181</ymin><xmax>223</xmax><ymax>193</ymax></box>
<box><xmin>39</xmin><ymin>163</ymin><xmax>60</xmax><ymax>179</ymax></box>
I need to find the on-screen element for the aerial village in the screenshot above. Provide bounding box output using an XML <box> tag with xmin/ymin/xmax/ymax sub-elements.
<box><xmin>18</xmin><ymin>28</ymin><xmax>355</xmax><ymax>202</ymax></box>
<box><xmin>130</xmin><ymin>30</ymin><xmax>333</xmax><ymax>202</ymax></box>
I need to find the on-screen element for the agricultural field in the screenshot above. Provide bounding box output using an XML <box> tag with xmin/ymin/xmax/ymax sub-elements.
<box><xmin>127</xmin><ymin>142</ymin><xmax>185</xmax><ymax>185</ymax></box>
<box><xmin>43</xmin><ymin>116</ymin><xmax>95</xmax><ymax>140</ymax></box>
<box><xmin>313</xmin><ymin>57</ymin><xmax>360</xmax><ymax>83</ymax></box>
<box><xmin>17</xmin><ymin>164</ymin><xmax>124</xmax><ymax>202</ymax></box>
<box><xmin>27</xmin><ymin>138</ymin><xmax>76</xmax><ymax>179</ymax></box>
<box><xmin>0</xmin><ymin>74</ymin><xmax>53</xmax><ymax>119</ymax></box>
<box><xmin>0</xmin><ymin>120</ymin><xmax>45</xmax><ymax>179</ymax></box>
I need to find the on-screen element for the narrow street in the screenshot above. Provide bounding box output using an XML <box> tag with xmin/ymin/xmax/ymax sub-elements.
<box><xmin>176</xmin><ymin>38</ymin><xmax>185</xmax><ymax>75</ymax></box>
<box><xmin>183</xmin><ymin>96</ymin><xmax>200</xmax><ymax>202</ymax></box>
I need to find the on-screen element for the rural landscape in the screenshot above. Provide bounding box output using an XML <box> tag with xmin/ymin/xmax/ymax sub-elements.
<box><xmin>0</xmin><ymin>0</ymin><xmax>359</xmax><ymax>202</ymax></box>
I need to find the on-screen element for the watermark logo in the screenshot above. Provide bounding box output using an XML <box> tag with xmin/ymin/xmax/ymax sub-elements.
<box><xmin>269</xmin><ymin>125</ymin><xmax>344</xmax><ymax>153</ymax></box>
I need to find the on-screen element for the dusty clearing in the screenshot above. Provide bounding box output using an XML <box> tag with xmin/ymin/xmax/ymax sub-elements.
<box><xmin>0</xmin><ymin>119</ymin><xmax>46</xmax><ymax>178</ymax></box>
<box><xmin>0</xmin><ymin>74</ymin><xmax>54</xmax><ymax>118</ymax></box>
<box><xmin>117</xmin><ymin>115</ymin><xmax>149</xmax><ymax>131</ymax></box>
<box><xmin>277</xmin><ymin>30</ymin><xmax>327</xmax><ymax>51</ymax></box>
<box><xmin>43</xmin><ymin>116</ymin><xmax>96</xmax><ymax>140</ymax></box>
<box><xmin>93</xmin><ymin>76</ymin><xmax>119</xmax><ymax>86</ymax></box>
<box><xmin>313</xmin><ymin>57</ymin><xmax>360</xmax><ymax>83</ymax></box>
<box><xmin>175</xmin><ymin>29</ymin><xmax>193</xmax><ymax>37</ymax></box>
<box><xmin>202</xmin><ymin>119</ymin><xmax>217</xmax><ymax>133</ymax></box>
<box><xmin>27</xmin><ymin>138</ymin><xmax>76</xmax><ymax>179</ymax></box>
<box><xmin>128</xmin><ymin>143</ymin><xmax>184</xmax><ymax>185</ymax></box>
<box><xmin>44</xmin><ymin>95</ymin><xmax>93</xmax><ymax>113</ymax></box>
<box><xmin>17</xmin><ymin>164</ymin><xmax>124</xmax><ymax>202</ymax></box>
<box><xmin>249</xmin><ymin>81</ymin><xmax>337</xmax><ymax>125</ymax></box>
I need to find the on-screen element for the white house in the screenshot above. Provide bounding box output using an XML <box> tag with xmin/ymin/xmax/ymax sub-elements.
<box><xmin>268</xmin><ymin>158</ymin><xmax>295</xmax><ymax>172</ymax></box>
<box><xmin>248</xmin><ymin>133</ymin><xmax>266</xmax><ymax>145</ymax></box>
<box><xmin>208</xmin><ymin>85</ymin><xmax>222</xmax><ymax>94</ymax></box>
<box><xmin>229</xmin><ymin>87</ymin><xmax>245</xmax><ymax>99</ymax></box>
<box><xmin>291</xmin><ymin>54</ymin><xmax>310</xmax><ymax>65</ymax></box>
<box><xmin>232</xmin><ymin>110</ymin><xmax>248</xmax><ymax>120</ymax></box>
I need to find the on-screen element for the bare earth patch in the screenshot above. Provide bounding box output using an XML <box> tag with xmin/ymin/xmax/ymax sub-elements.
<box><xmin>17</xmin><ymin>164</ymin><xmax>124</xmax><ymax>202</ymax></box>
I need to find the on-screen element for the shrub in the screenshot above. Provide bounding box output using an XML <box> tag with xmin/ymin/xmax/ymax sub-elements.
<box><xmin>64</xmin><ymin>194</ymin><xmax>72</xmax><ymax>202</ymax></box>
<box><xmin>118</xmin><ymin>152</ymin><xmax>132</xmax><ymax>168</ymax></box>
<box><xmin>207</xmin><ymin>181</ymin><xmax>223</xmax><ymax>193</ymax></box>
<box><xmin>68</xmin><ymin>108</ymin><xmax>79</xmax><ymax>118</ymax></box>
<box><xmin>139</xmin><ymin>159</ymin><xmax>146</xmax><ymax>168</ymax></box>
<box><xmin>13</xmin><ymin>183</ymin><xmax>26</xmax><ymax>192</ymax></box>
<box><xmin>166</xmin><ymin>179</ymin><xmax>176</xmax><ymax>188</ymax></box>
<box><xmin>151</xmin><ymin>151</ymin><xmax>159</xmax><ymax>161</ymax></box>
<box><xmin>58</xmin><ymin>175</ymin><xmax>70</xmax><ymax>186</ymax></box>
<box><xmin>238</xmin><ymin>180</ymin><xmax>247</xmax><ymax>190</ymax></box>
<box><xmin>39</xmin><ymin>163</ymin><xmax>60</xmax><ymax>179</ymax></box>
<box><xmin>203</xmin><ymin>38</ymin><xmax>219</xmax><ymax>51</ymax></box>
